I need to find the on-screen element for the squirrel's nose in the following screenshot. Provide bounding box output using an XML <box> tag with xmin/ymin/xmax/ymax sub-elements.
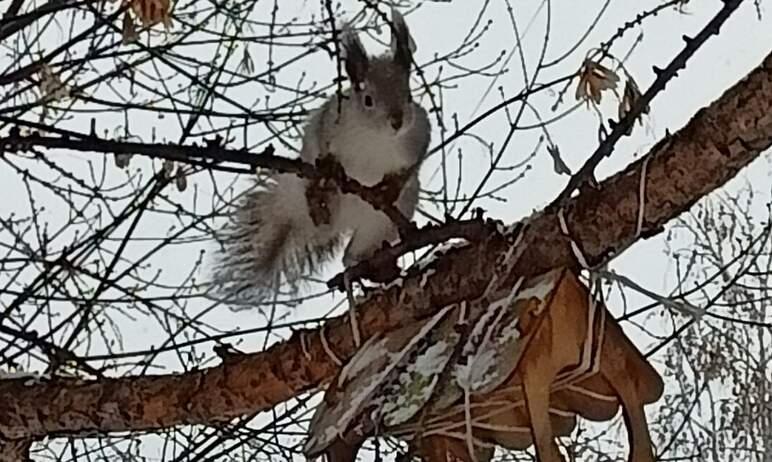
<box><xmin>390</xmin><ymin>113</ymin><xmax>403</xmax><ymax>131</ymax></box>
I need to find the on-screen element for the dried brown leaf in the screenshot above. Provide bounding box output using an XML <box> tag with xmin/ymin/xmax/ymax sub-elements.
<box><xmin>127</xmin><ymin>0</ymin><xmax>172</xmax><ymax>29</ymax></box>
<box><xmin>175</xmin><ymin>168</ymin><xmax>187</xmax><ymax>191</ymax></box>
<box><xmin>618</xmin><ymin>76</ymin><xmax>649</xmax><ymax>134</ymax></box>
<box><xmin>163</xmin><ymin>159</ymin><xmax>175</xmax><ymax>178</ymax></box>
<box><xmin>38</xmin><ymin>64</ymin><xmax>69</xmax><ymax>101</ymax></box>
<box><xmin>575</xmin><ymin>59</ymin><xmax>619</xmax><ymax>105</ymax></box>
<box><xmin>122</xmin><ymin>12</ymin><xmax>138</xmax><ymax>44</ymax></box>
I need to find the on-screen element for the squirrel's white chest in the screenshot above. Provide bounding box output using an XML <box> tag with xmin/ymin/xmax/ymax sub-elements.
<box><xmin>330</xmin><ymin>125</ymin><xmax>412</xmax><ymax>186</ymax></box>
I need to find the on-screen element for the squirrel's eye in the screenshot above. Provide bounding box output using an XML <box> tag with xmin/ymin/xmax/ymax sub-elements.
<box><xmin>363</xmin><ymin>95</ymin><xmax>373</xmax><ymax>107</ymax></box>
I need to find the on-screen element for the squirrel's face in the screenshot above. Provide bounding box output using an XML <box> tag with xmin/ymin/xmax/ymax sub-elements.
<box><xmin>351</xmin><ymin>58</ymin><xmax>413</xmax><ymax>135</ymax></box>
<box><xmin>342</xmin><ymin>9</ymin><xmax>416</xmax><ymax>136</ymax></box>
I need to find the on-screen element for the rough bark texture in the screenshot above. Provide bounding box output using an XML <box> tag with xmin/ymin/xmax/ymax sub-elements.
<box><xmin>1</xmin><ymin>50</ymin><xmax>771</xmax><ymax>442</ymax></box>
<box><xmin>0</xmin><ymin>438</ymin><xmax>31</xmax><ymax>462</ymax></box>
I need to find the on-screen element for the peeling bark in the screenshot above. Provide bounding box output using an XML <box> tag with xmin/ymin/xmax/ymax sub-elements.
<box><xmin>1</xmin><ymin>49</ymin><xmax>771</xmax><ymax>441</ymax></box>
<box><xmin>0</xmin><ymin>438</ymin><xmax>31</xmax><ymax>462</ymax></box>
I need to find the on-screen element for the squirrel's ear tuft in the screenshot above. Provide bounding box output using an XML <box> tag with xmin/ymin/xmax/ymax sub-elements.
<box><xmin>341</xmin><ymin>26</ymin><xmax>369</xmax><ymax>86</ymax></box>
<box><xmin>389</xmin><ymin>8</ymin><xmax>415</xmax><ymax>71</ymax></box>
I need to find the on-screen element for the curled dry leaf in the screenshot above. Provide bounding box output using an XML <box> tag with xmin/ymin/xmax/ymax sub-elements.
<box><xmin>575</xmin><ymin>59</ymin><xmax>619</xmax><ymax>105</ymax></box>
<box><xmin>240</xmin><ymin>46</ymin><xmax>254</xmax><ymax>75</ymax></box>
<box><xmin>175</xmin><ymin>168</ymin><xmax>187</xmax><ymax>191</ymax></box>
<box><xmin>163</xmin><ymin>159</ymin><xmax>175</xmax><ymax>178</ymax></box>
<box><xmin>618</xmin><ymin>77</ymin><xmax>649</xmax><ymax>135</ymax></box>
<box><xmin>547</xmin><ymin>144</ymin><xmax>571</xmax><ymax>176</ymax></box>
<box><xmin>127</xmin><ymin>0</ymin><xmax>172</xmax><ymax>29</ymax></box>
<box><xmin>122</xmin><ymin>12</ymin><xmax>138</xmax><ymax>44</ymax></box>
<box><xmin>38</xmin><ymin>64</ymin><xmax>69</xmax><ymax>101</ymax></box>
<box><xmin>114</xmin><ymin>153</ymin><xmax>132</xmax><ymax>169</ymax></box>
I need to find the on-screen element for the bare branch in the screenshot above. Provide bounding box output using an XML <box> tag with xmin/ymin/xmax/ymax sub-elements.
<box><xmin>553</xmin><ymin>0</ymin><xmax>744</xmax><ymax>205</ymax></box>
<box><xmin>1</xmin><ymin>46</ymin><xmax>771</xmax><ymax>442</ymax></box>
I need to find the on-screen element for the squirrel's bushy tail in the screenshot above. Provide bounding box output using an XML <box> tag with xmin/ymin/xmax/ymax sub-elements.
<box><xmin>210</xmin><ymin>174</ymin><xmax>340</xmax><ymax>306</ymax></box>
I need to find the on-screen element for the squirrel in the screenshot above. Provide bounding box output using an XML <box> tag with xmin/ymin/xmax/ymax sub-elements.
<box><xmin>211</xmin><ymin>10</ymin><xmax>431</xmax><ymax>305</ymax></box>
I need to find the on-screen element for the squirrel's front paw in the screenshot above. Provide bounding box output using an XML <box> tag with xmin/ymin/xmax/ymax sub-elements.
<box><xmin>374</xmin><ymin>170</ymin><xmax>409</xmax><ymax>205</ymax></box>
<box><xmin>306</xmin><ymin>178</ymin><xmax>338</xmax><ymax>226</ymax></box>
<box><xmin>364</xmin><ymin>258</ymin><xmax>400</xmax><ymax>283</ymax></box>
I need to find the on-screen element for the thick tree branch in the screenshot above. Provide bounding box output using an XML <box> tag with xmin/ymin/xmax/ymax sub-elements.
<box><xmin>1</xmin><ymin>48</ymin><xmax>771</xmax><ymax>444</ymax></box>
<box><xmin>0</xmin><ymin>437</ymin><xmax>30</xmax><ymax>461</ymax></box>
<box><xmin>0</xmin><ymin>131</ymin><xmax>420</xmax><ymax>242</ymax></box>
<box><xmin>553</xmin><ymin>0</ymin><xmax>742</xmax><ymax>205</ymax></box>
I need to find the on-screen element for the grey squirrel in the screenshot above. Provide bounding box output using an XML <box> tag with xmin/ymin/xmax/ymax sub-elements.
<box><xmin>211</xmin><ymin>10</ymin><xmax>431</xmax><ymax>304</ymax></box>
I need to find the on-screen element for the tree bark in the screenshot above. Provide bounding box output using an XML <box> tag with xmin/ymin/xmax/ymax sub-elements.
<box><xmin>1</xmin><ymin>49</ymin><xmax>771</xmax><ymax>442</ymax></box>
<box><xmin>0</xmin><ymin>438</ymin><xmax>30</xmax><ymax>462</ymax></box>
